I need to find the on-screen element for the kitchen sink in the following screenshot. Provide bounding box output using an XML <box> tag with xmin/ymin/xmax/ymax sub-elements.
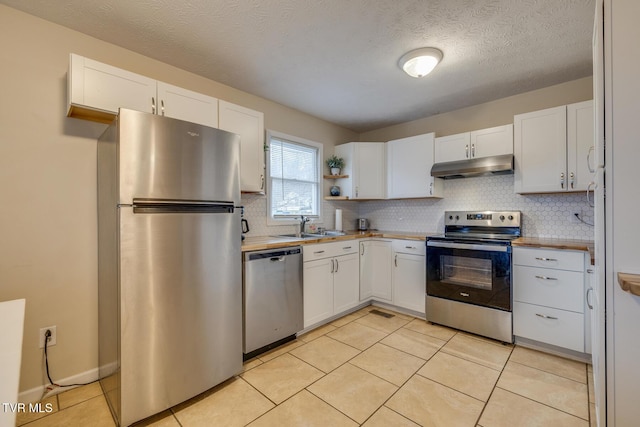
<box><xmin>274</xmin><ymin>231</ymin><xmax>346</xmax><ymax>239</ymax></box>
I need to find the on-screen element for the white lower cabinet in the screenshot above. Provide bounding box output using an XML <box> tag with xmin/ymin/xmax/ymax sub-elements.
<box><xmin>392</xmin><ymin>240</ymin><xmax>426</xmax><ymax>315</ymax></box>
<box><xmin>303</xmin><ymin>241</ymin><xmax>359</xmax><ymax>328</ymax></box>
<box><xmin>359</xmin><ymin>239</ymin><xmax>393</xmax><ymax>302</ymax></box>
<box><xmin>359</xmin><ymin>239</ymin><xmax>426</xmax><ymax>315</ymax></box>
<box><xmin>513</xmin><ymin>247</ymin><xmax>589</xmax><ymax>353</ymax></box>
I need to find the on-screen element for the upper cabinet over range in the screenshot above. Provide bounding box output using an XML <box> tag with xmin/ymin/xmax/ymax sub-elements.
<box><xmin>434</xmin><ymin>124</ymin><xmax>513</xmax><ymax>163</ymax></box>
<box><xmin>513</xmin><ymin>100</ymin><xmax>594</xmax><ymax>194</ymax></box>
<box><xmin>67</xmin><ymin>54</ymin><xmax>265</xmax><ymax>193</ymax></box>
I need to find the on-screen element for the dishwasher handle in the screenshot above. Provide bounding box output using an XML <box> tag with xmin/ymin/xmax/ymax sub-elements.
<box><xmin>245</xmin><ymin>246</ymin><xmax>302</xmax><ymax>261</ymax></box>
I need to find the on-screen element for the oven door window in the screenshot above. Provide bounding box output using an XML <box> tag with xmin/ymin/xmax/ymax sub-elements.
<box><xmin>427</xmin><ymin>245</ymin><xmax>511</xmax><ymax>311</ymax></box>
<box><xmin>441</xmin><ymin>255</ymin><xmax>492</xmax><ymax>290</ymax></box>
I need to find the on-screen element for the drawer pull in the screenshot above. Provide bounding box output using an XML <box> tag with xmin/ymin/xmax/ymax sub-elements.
<box><xmin>343</xmin><ymin>246</ymin><xmax>352</xmax><ymax>250</ymax></box>
<box><xmin>535</xmin><ymin>313</ymin><xmax>558</xmax><ymax>320</ymax></box>
<box><xmin>535</xmin><ymin>275</ymin><xmax>558</xmax><ymax>281</ymax></box>
<box><xmin>405</xmin><ymin>246</ymin><xmax>417</xmax><ymax>249</ymax></box>
<box><xmin>314</xmin><ymin>250</ymin><xmax>325</xmax><ymax>254</ymax></box>
<box><xmin>535</xmin><ymin>257</ymin><xmax>558</xmax><ymax>262</ymax></box>
<box><xmin>460</xmin><ymin>292</ymin><xmax>470</xmax><ymax>297</ymax></box>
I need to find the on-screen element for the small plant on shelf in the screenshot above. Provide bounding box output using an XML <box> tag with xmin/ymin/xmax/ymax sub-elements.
<box><xmin>326</xmin><ymin>155</ymin><xmax>345</xmax><ymax>175</ymax></box>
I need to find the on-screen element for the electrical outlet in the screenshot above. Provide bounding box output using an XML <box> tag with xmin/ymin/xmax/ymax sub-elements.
<box><xmin>39</xmin><ymin>326</ymin><xmax>56</xmax><ymax>349</ymax></box>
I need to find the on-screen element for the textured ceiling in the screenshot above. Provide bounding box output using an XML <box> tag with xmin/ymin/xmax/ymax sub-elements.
<box><xmin>1</xmin><ymin>0</ymin><xmax>595</xmax><ymax>132</ymax></box>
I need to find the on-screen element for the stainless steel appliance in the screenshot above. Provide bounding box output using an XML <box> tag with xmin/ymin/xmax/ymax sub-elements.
<box><xmin>357</xmin><ymin>218</ymin><xmax>370</xmax><ymax>231</ymax></box>
<box><xmin>426</xmin><ymin>211</ymin><xmax>521</xmax><ymax>343</ymax></box>
<box><xmin>97</xmin><ymin>109</ymin><xmax>242</xmax><ymax>426</ymax></box>
<box><xmin>243</xmin><ymin>247</ymin><xmax>303</xmax><ymax>360</ymax></box>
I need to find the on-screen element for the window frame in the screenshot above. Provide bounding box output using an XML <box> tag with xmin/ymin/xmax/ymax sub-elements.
<box><xmin>265</xmin><ymin>130</ymin><xmax>323</xmax><ymax>226</ymax></box>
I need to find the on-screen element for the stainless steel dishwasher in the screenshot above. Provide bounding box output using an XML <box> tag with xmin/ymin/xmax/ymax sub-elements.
<box><xmin>243</xmin><ymin>246</ymin><xmax>303</xmax><ymax>359</ymax></box>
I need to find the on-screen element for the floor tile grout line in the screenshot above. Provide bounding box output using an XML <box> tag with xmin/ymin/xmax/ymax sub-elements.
<box><xmin>466</xmin><ymin>341</ymin><xmax>515</xmax><ymax>426</ymax></box>
<box><xmin>508</xmin><ymin>359</ymin><xmax>590</xmax><ymax>385</ymax></box>
<box><xmin>494</xmin><ymin>386</ymin><xmax>591</xmax><ymax>422</ymax></box>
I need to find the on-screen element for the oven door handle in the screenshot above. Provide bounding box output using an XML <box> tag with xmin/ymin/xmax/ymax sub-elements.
<box><xmin>426</xmin><ymin>241</ymin><xmax>510</xmax><ymax>252</ymax></box>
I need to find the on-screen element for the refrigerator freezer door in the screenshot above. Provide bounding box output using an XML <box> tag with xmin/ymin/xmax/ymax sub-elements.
<box><xmin>118</xmin><ymin>206</ymin><xmax>242</xmax><ymax>426</ymax></box>
<box><xmin>115</xmin><ymin>109</ymin><xmax>241</xmax><ymax>204</ymax></box>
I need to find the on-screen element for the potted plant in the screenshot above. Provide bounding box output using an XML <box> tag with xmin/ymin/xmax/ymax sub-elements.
<box><xmin>326</xmin><ymin>155</ymin><xmax>345</xmax><ymax>175</ymax></box>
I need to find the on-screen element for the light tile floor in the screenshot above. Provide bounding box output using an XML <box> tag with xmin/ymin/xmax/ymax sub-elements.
<box><xmin>17</xmin><ymin>306</ymin><xmax>596</xmax><ymax>426</ymax></box>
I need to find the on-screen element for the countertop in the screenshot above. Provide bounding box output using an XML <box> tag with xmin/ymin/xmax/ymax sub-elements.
<box><xmin>241</xmin><ymin>230</ymin><xmax>433</xmax><ymax>252</ymax></box>
<box><xmin>242</xmin><ymin>233</ymin><xmax>595</xmax><ymax>264</ymax></box>
<box><xmin>512</xmin><ymin>237</ymin><xmax>595</xmax><ymax>265</ymax></box>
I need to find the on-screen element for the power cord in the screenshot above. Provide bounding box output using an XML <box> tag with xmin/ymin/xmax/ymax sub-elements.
<box><xmin>43</xmin><ymin>329</ymin><xmax>94</xmax><ymax>391</ymax></box>
<box><xmin>574</xmin><ymin>212</ymin><xmax>594</xmax><ymax>227</ymax></box>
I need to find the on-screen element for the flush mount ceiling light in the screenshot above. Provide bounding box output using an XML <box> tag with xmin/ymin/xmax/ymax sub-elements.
<box><xmin>399</xmin><ymin>47</ymin><xmax>443</xmax><ymax>78</ymax></box>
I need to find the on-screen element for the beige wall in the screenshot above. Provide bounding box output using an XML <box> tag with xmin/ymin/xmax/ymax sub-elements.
<box><xmin>359</xmin><ymin>77</ymin><xmax>593</xmax><ymax>141</ymax></box>
<box><xmin>0</xmin><ymin>5</ymin><xmax>356</xmax><ymax>394</ymax></box>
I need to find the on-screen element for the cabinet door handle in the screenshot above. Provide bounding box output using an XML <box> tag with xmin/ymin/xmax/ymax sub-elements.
<box><xmin>394</xmin><ymin>254</ymin><xmax>398</xmax><ymax>267</ymax></box>
<box><xmin>260</xmin><ymin>174</ymin><xmax>265</xmax><ymax>190</ymax></box>
<box><xmin>160</xmin><ymin>99</ymin><xmax>165</xmax><ymax>116</ymax></box>
<box><xmin>570</xmin><ymin>172</ymin><xmax>575</xmax><ymax>189</ymax></box>
<box><xmin>535</xmin><ymin>257</ymin><xmax>558</xmax><ymax>262</ymax></box>
<box><xmin>560</xmin><ymin>172</ymin><xmax>565</xmax><ymax>189</ymax></box>
<box><xmin>361</xmin><ymin>244</ymin><xmax>364</xmax><ymax>256</ymax></box>
<box><xmin>586</xmin><ymin>288</ymin><xmax>594</xmax><ymax>310</ymax></box>
<box><xmin>471</xmin><ymin>143</ymin><xmax>475</xmax><ymax>157</ymax></box>
<box><xmin>587</xmin><ymin>146</ymin><xmax>596</xmax><ymax>173</ymax></box>
<box><xmin>465</xmin><ymin>144</ymin><xmax>469</xmax><ymax>158</ymax></box>
<box><xmin>535</xmin><ymin>313</ymin><xmax>558</xmax><ymax>320</ymax></box>
<box><xmin>335</xmin><ymin>258</ymin><xmax>339</xmax><ymax>272</ymax></box>
<box><xmin>355</xmin><ymin>186</ymin><xmax>359</xmax><ymax>198</ymax></box>
<box><xmin>429</xmin><ymin>182</ymin><xmax>433</xmax><ymax>195</ymax></box>
<box><xmin>535</xmin><ymin>275</ymin><xmax>558</xmax><ymax>281</ymax></box>
<box><xmin>151</xmin><ymin>97</ymin><xmax>156</xmax><ymax>114</ymax></box>
<box><xmin>587</xmin><ymin>182</ymin><xmax>596</xmax><ymax>208</ymax></box>
<box><xmin>330</xmin><ymin>258</ymin><xmax>334</xmax><ymax>273</ymax></box>
<box><xmin>343</xmin><ymin>246</ymin><xmax>352</xmax><ymax>250</ymax></box>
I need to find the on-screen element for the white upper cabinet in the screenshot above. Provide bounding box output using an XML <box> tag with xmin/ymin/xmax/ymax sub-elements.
<box><xmin>156</xmin><ymin>82</ymin><xmax>218</xmax><ymax>128</ymax></box>
<box><xmin>387</xmin><ymin>133</ymin><xmax>443</xmax><ymax>199</ymax></box>
<box><xmin>434</xmin><ymin>125</ymin><xmax>513</xmax><ymax>163</ymax></box>
<box><xmin>335</xmin><ymin>142</ymin><xmax>386</xmax><ymax>199</ymax></box>
<box><xmin>514</xmin><ymin>101</ymin><xmax>593</xmax><ymax>194</ymax></box>
<box><xmin>567</xmin><ymin>101</ymin><xmax>595</xmax><ymax>193</ymax></box>
<box><xmin>67</xmin><ymin>54</ymin><xmax>218</xmax><ymax>128</ymax></box>
<box><xmin>470</xmin><ymin>125</ymin><xmax>514</xmax><ymax>158</ymax></box>
<box><xmin>434</xmin><ymin>132</ymin><xmax>471</xmax><ymax>163</ymax></box>
<box><xmin>218</xmin><ymin>101</ymin><xmax>265</xmax><ymax>193</ymax></box>
<box><xmin>68</xmin><ymin>54</ymin><xmax>156</xmax><ymax>122</ymax></box>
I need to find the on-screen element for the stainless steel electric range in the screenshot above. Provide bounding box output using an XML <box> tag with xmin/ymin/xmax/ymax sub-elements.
<box><xmin>426</xmin><ymin>210</ymin><xmax>521</xmax><ymax>343</ymax></box>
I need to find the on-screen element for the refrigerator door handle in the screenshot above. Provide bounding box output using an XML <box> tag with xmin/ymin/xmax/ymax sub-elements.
<box><xmin>132</xmin><ymin>200</ymin><xmax>235</xmax><ymax>214</ymax></box>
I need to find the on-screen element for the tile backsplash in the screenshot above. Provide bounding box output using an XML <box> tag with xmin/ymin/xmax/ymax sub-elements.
<box><xmin>359</xmin><ymin>175</ymin><xmax>594</xmax><ymax>240</ymax></box>
<box><xmin>241</xmin><ymin>174</ymin><xmax>594</xmax><ymax>241</ymax></box>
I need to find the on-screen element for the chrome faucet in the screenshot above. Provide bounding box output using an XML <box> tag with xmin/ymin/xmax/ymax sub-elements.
<box><xmin>299</xmin><ymin>215</ymin><xmax>310</xmax><ymax>237</ymax></box>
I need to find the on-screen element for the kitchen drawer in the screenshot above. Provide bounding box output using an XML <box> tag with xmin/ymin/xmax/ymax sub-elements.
<box><xmin>303</xmin><ymin>240</ymin><xmax>358</xmax><ymax>262</ymax></box>
<box><xmin>392</xmin><ymin>239</ymin><xmax>426</xmax><ymax>256</ymax></box>
<box><xmin>514</xmin><ymin>265</ymin><xmax>584</xmax><ymax>312</ymax></box>
<box><xmin>514</xmin><ymin>301</ymin><xmax>584</xmax><ymax>352</ymax></box>
<box><xmin>513</xmin><ymin>247</ymin><xmax>585</xmax><ymax>272</ymax></box>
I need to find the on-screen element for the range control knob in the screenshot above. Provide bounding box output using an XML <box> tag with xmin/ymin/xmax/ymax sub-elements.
<box><xmin>508</xmin><ymin>215</ymin><xmax>514</xmax><ymax>221</ymax></box>
<box><xmin>499</xmin><ymin>215</ymin><xmax>505</xmax><ymax>221</ymax></box>
<box><xmin>455</xmin><ymin>215</ymin><xmax>460</xmax><ymax>220</ymax></box>
<box><xmin>448</xmin><ymin>215</ymin><xmax>453</xmax><ymax>220</ymax></box>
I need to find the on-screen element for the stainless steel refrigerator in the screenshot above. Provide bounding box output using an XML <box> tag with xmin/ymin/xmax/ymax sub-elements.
<box><xmin>97</xmin><ymin>109</ymin><xmax>242</xmax><ymax>426</ymax></box>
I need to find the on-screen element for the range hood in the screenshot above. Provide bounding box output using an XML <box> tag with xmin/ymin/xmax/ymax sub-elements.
<box><xmin>430</xmin><ymin>154</ymin><xmax>514</xmax><ymax>179</ymax></box>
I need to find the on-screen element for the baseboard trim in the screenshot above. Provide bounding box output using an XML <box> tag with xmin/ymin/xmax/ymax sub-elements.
<box><xmin>18</xmin><ymin>367</ymin><xmax>99</xmax><ymax>403</ymax></box>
